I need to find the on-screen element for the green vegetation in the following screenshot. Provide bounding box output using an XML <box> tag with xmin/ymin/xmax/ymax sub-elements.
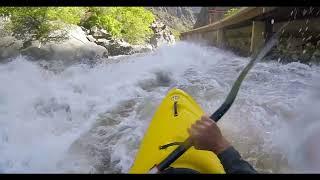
<box><xmin>0</xmin><ymin>7</ymin><xmax>156</xmax><ymax>46</ymax></box>
<box><xmin>0</xmin><ymin>7</ymin><xmax>85</xmax><ymax>46</ymax></box>
<box><xmin>224</xmin><ymin>8</ymin><xmax>241</xmax><ymax>18</ymax></box>
<box><xmin>82</xmin><ymin>7</ymin><xmax>155</xmax><ymax>44</ymax></box>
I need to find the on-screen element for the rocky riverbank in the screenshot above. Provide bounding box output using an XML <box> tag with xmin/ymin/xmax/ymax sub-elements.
<box><xmin>0</xmin><ymin>18</ymin><xmax>176</xmax><ymax>66</ymax></box>
<box><xmin>265</xmin><ymin>36</ymin><xmax>320</xmax><ymax>65</ymax></box>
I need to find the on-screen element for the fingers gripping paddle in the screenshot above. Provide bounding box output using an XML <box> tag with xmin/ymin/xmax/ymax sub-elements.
<box><xmin>150</xmin><ymin>22</ymin><xmax>289</xmax><ymax>173</ymax></box>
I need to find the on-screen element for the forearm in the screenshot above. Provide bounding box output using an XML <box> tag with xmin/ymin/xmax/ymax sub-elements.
<box><xmin>217</xmin><ymin>146</ymin><xmax>257</xmax><ymax>174</ymax></box>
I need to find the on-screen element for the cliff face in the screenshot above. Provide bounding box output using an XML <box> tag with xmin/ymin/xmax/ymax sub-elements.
<box><xmin>193</xmin><ymin>7</ymin><xmax>209</xmax><ymax>29</ymax></box>
<box><xmin>147</xmin><ymin>7</ymin><xmax>200</xmax><ymax>32</ymax></box>
<box><xmin>193</xmin><ymin>7</ymin><xmax>231</xmax><ymax>29</ymax></box>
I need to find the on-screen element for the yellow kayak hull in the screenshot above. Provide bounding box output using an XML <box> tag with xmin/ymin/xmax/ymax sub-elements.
<box><xmin>129</xmin><ymin>88</ymin><xmax>225</xmax><ymax>174</ymax></box>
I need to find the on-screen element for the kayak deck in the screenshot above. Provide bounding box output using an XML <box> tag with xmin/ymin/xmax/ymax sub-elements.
<box><xmin>129</xmin><ymin>88</ymin><xmax>225</xmax><ymax>174</ymax></box>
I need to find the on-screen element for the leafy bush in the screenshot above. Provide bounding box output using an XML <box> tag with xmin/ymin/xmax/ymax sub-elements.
<box><xmin>81</xmin><ymin>7</ymin><xmax>155</xmax><ymax>44</ymax></box>
<box><xmin>0</xmin><ymin>7</ymin><xmax>86</xmax><ymax>47</ymax></box>
<box><xmin>47</xmin><ymin>7</ymin><xmax>86</xmax><ymax>25</ymax></box>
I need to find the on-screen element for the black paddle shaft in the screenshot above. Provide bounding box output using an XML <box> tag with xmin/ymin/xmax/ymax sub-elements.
<box><xmin>155</xmin><ymin>22</ymin><xmax>289</xmax><ymax>172</ymax></box>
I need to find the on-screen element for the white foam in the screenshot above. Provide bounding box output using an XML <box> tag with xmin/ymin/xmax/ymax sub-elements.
<box><xmin>0</xmin><ymin>42</ymin><xmax>319</xmax><ymax>173</ymax></box>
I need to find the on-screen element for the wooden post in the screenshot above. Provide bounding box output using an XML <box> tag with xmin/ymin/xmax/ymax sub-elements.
<box><xmin>217</xmin><ymin>28</ymin><xmax>225</xmax><ymax>48</ymax></box>
<box><xmin>250</xmin><ymin>21</ymin><xmax>265</xmax><ymax>55</ymax></box>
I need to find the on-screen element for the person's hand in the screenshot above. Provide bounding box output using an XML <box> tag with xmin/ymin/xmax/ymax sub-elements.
<box><xmin>187</xmin><ymin>115</ymin><xmax>231</xmax><ymax>154</ymax></box>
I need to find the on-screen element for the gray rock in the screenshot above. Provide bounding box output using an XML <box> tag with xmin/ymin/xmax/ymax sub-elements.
<box><xmin>132</xmin><ymin>44</ymin><xmax>153</xmax><ymax>54</ymax></box>
<box><xmin>0</xmin><ymin>36</ymin><xmax>23</xmax><ymax>62</ymax></box>
<box><xmin>89</xmin><ymin>26</ymin><xmax>112</xmax><ymax>39</ymax></box>
<box><xmin>21</xmin><ymin>46</ymin><xmax>52</xmax><ymax>60</ymax></box>
<box><xmin>86</xmin><ymin>35</ymin><xmax>96</xmax><ymax>42</ymax></box>
<box><xmin>90</xmin><ymin>26</ymin><xmax>99</xmax><ymax>34</ymax></box>
<box><xmin>92</xmin><ymin>31</ymin><xmax>105</xmax><ymax>39</ymax></box>
<box><xmin>100</xmin><ymin>29</ymin><xmax>108</xmax><ymax>35</ymax></box>
<box><xmin>96</xmin><ymin>39</ymin><xmax>111</xmax><ymax>47</ymax></box>
<box><xmin>97</xmin><ymin>36</ymin><xmax>152</xmax><ymax>56</ymax></box>
<box><xmin>106</xmin><ymin>39</ymin><xmax>134</xmax><ymax>56</ymax></box>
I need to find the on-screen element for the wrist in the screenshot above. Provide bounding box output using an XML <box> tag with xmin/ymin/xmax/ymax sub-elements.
<box><xmin>211</xmin><ymin>137</ymin><xmax>231</xmax><ymax>155</ymax></box>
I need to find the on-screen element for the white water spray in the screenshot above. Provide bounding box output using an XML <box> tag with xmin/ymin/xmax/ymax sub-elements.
<box><xmin>0</xmin><ymin>42</ymin><xmax>319</xmax><ymax>173</ymax></box>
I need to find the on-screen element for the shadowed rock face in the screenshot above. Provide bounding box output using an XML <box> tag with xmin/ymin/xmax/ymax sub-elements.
<box><xmin>193</xmin><ymin>7</ymin><xmax>231</xmax><ymax>29</ymax></box>
<box><xmin>193</xmin><ymin>7</ymin><xmax>210</xmax><ymax>29</ymax></box>
<box><xmin>147</xmin><ymin>7</ymin><xmax>199</xmax><ymax>32</ymax></box>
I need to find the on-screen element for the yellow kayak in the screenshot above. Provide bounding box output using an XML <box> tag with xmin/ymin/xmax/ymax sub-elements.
<box><xmin>129</xmin><ymin>88</ymin><xmax>225</xmax><ymax>174</ymax></box>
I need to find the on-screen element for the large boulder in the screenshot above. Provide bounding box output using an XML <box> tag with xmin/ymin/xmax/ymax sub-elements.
<box><xmin>20</xmin><ymin>25</ymin><xmax>109</xmax><ymax>64</ymax></box>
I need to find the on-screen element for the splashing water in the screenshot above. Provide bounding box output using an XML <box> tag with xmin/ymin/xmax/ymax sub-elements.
<box><xmin>0</xmin><ymin>42</ymin><xmax>320</xmax><ymax>173</ymax></box>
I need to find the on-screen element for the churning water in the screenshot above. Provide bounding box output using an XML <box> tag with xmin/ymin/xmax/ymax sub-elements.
<box><xmin>1</xmin><ymin>42</ymin><xmax>320</xmax><ymax>173</ymax></box>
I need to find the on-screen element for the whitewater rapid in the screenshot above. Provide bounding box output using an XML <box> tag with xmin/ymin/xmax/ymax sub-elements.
<box><xmin>0</xmin><ymin>42</ymin><xmax>320</xmax><ymax>173</ymax></box>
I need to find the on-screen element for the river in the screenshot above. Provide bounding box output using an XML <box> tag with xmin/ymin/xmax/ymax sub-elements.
<box><xmin>1</xmin><ymin>42</ymin><xmax>320</xmax><ymax>173</ymax></box>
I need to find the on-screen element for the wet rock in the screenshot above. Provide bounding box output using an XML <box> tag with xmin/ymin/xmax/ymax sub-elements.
<box><xmin>94</xmin><ymin>36</ymin><xmax>152</xmax><ymax>56</ymax></box>
<box><xmin>131</xmin><ymin>44</ymin><xmax>153</xmax><ymax>54</ymax></box>
<box><xmin>20</xmin><ymin>46</ymin><xmax>52</xmax><ymax>60</ymax></box>
<box><xmin>0</xmin><ymin>36</ymin><xmax>23</xmax><ymax>62</ymax></box>
<box><xmin>90</xmin><ymin>26</ymin><xmax>98</xmax><ymax>34</ymax></box>
<box><xmin>96</xmin><ymin>38</ymin><xmax>111</xmax><ymax>47</ymax></box>
<box><xmin>89</xmin><ymin>26</ymin><xmax>112</xmax><ymax>39</ymax></box>
<box><xmin>105</xmin><ymin>39</ymin><xmax>134</xmax><ymax>56</ymax></box>
<box><xmin>86</xmin><ymin>35</ymin><xmax>96</xmax><ymax>42</ymax></box>
<box><xmin>154</xmin><ymin>71</ymin><xmax>173</xmax><ymax>87</ymax></box>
